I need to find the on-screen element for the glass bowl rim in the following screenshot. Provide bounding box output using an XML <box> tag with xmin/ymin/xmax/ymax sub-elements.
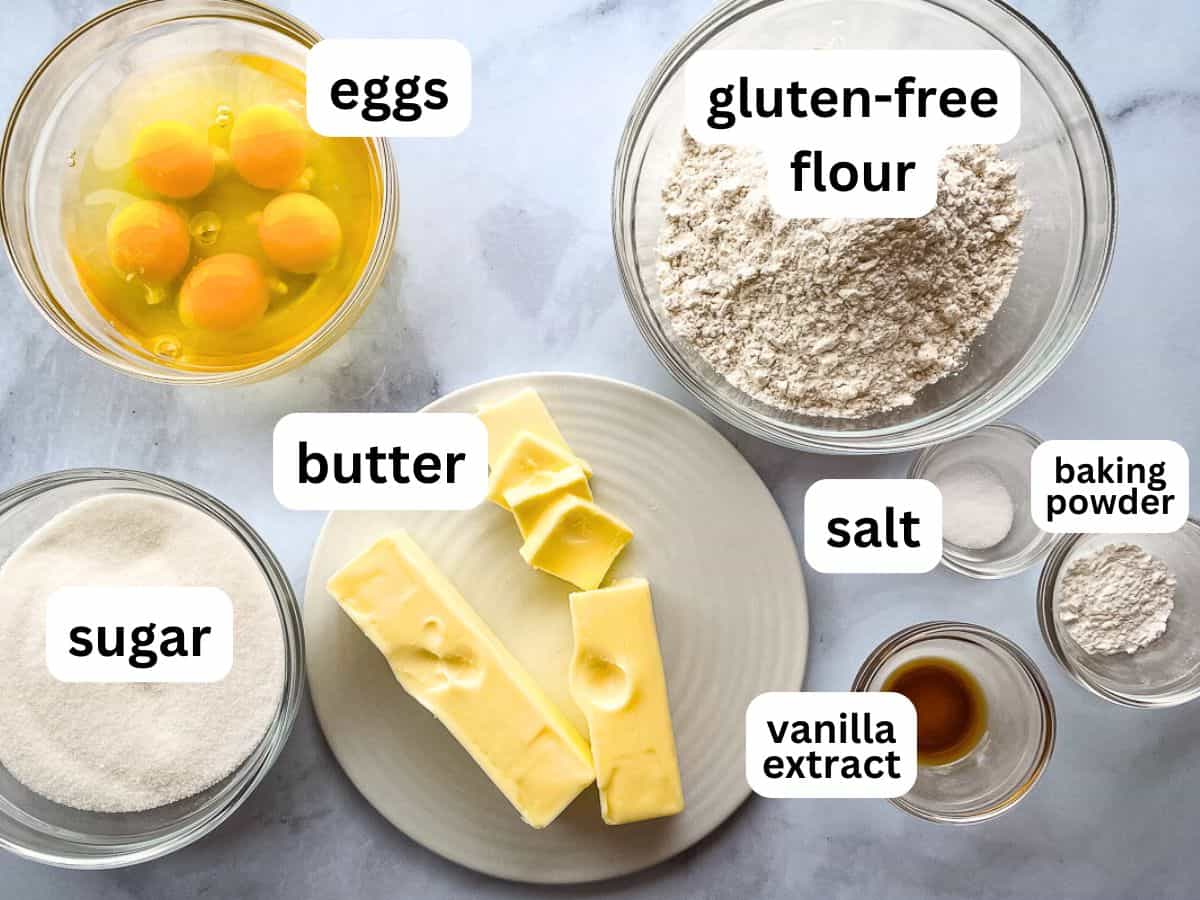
<box><xmin>0</xmin><ymin>467</ymin><xmax>305</xmax><ymax>869</ymax></box>
<box><xmin>1036</xmin><ymin>520</ymin><xmax>1200</xmax><ymax>710</ymax></box>
<box><xmin>851</xmin><ymin>620</ymin><xmax>1056</xmax><ymax>824</ymax></box>
<box><xmin>0</xmin><ymin>0</ymin><xmax>400</xmax><ymax>386</ymax></box>
<box><xmin>611</xmin><ymin>0</ymin><xmax>1118</xmax><ymax>454</ymax></box>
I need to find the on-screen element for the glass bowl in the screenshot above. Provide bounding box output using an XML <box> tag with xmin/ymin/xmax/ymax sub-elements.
<box><xmin>852</xmin><ymin>622</ymin><xmax>1055</xmax><ymax>823</ymax></box>
<box><xmin>0</xmin><ymin>469</ymin><xmax>304</xmax><ymax>868</ymax></box>
<box><xmin>1037</xmin><ymin>522</ymin><xmax>1200</xmax><ymax>708</ymax></box>
<box><xmin>0</xmin><ymin>0</ymin><xmax>399</xmax><ymax>385</ymax></box>
<box><xmin>613</xmin><ymin>0</ymin><xmax>1116</xmax><ymax>454</ymax></box>
<box><xmin>909</xmin><ymin>423</ymin><xmax>1056</xmax><ymax>578</ymax></box>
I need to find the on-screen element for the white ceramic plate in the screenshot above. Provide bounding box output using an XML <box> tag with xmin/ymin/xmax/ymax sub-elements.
<box><xmin>303</xmin><ymin>373</ymin><xmax>807</xmax><ymax>883</ymax></box>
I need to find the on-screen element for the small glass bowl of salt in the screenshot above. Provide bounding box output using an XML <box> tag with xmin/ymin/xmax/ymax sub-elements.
<box><xmin>909</xmin><ymin>424</ymin><xmax>1056</xmax><ymax>579</ymax></box>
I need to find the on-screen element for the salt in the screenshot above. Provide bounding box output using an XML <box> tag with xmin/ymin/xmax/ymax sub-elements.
<box><xmin>935</xmin><ymin>462</ymin><xmax>1014</xmax><ymax>550</ymax></box>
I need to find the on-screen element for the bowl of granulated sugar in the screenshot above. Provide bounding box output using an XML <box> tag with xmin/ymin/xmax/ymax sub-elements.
<box><xmin>0</xmin><ymin>469</ymin><xmax>303</xmax><ymax>868</ymax></box>
<box><xmin>614</xmin><ymin>0</ymin><xmax>1116</xmax><ymax>454</ymax></box>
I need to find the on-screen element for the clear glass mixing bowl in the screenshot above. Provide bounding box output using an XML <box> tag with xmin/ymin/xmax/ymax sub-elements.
<box><xmin>0</xmin><ymin>469</ymin><xmax>304</xmax><ymax>868</ymax></box>
<box><xmin>0</xmin><ymin>0</ymin><xmax>399</xmax><ymax>385</ymax></box>
<box><xmin>613</xmin><ymin>0</ymin><xmax>1116</xmax><ymax>453</ymax></box>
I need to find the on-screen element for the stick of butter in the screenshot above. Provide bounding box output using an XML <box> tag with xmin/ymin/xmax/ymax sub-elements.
<box><xmin>486</xmin><ymin>431</ymin><xmax>591</xmax><ymax>510</ymax></box>
<box><xmin>519</xmin><ymin>495</ymin><xmax>633</xmax><ymax>590</ymax></box>
<box><xmin>327</xmin><ymin>531</ymin><xmax>595</xmax><ymax>829</ymax></box>
<box><xmin>569</xmin><ymin>578</ymin><xmax>685</xmax><ymax>825</ymax></box>
<box><xmin>478</xmin><ymin>387</ymin><xmax>590</xmax><ymax>474</ymax></box>
<box><xmin>503</xmin><ymin>464</ymin><xmax>592</xmax><ymax>538</ymax></box>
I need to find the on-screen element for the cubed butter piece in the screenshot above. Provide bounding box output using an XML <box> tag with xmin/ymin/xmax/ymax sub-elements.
<box><xmin>569</xmin><ymin>578</ymin><xmax>684</xmax><ymax>825</ymax></box>
<box><xmin>519</xmin><ymin>495</ymin><xmax>633</xmax><ymax>590</ymax></box>
<box><xmin>478</xmin><ymin>387</ymin><xmax>590</xmax><ymax>474</ymax></box>
<box><xmin>503</xmin><ymin>464</ymin><xmax>593</xmax><ymax>538</ymax></box>
<box><xmin>487</xmin><ymin>431</ymin><xmax>591</xmax><ymax>510</ymax></box>
<box><xmin>327</xmin><ymin>531</ymin><xmax>595</xmax><ymax>829</ymax></box>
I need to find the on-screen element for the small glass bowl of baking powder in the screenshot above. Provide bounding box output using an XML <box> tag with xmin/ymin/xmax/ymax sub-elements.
<box><xmin>1037</xmin><ymin>521</ymin><xmax>1200</xmax><ymax>708</ymax></box>
<box><xmin>853</xmin><ymin>622</ymin><xmax>1056</xmax><ymax>824</ymax></box>
<box><xmin>0</xmin><ymin>469</ymin><xmax>304</xmax><ymax>868</ymax></box>
<box><xmin>910</xmin><ymin>423</ymin><xmax>1057</xmax><ymax>578</ymax></box>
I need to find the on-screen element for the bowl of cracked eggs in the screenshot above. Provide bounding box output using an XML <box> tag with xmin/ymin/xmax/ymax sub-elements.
<box><xmin>613</xmin><ymin>0</ymin><xmax>1117</xmax><ymax>453</ymax></box>
<box><xmin>1</xmin><ymin>0</ymin><xmax>399</xmax><ymax>384</ymax></box>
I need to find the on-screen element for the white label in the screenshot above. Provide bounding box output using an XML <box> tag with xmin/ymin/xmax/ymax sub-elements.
<box><xmin>46</xmin><ymin>587</ymin><xmax>233</xmax><ymax>683</ymax></box>
<box><xmin>273</xmin><ymin>413</ymin><xmax>487</xmax><ymax>511</ymax></box>
<box><xmin>685</xmin><ymin>50</ymin><xmax>1019</xmax><ymax>217</ymax></box>
<box><xmin>746</xmin><ymin>692</ymin><xmax>917</xmax><ymax>799</ymax></box>
<box><xmin>1031</xmin><ymin>440</ymin><xmax>1189</xmax><ymax>533</ymax></box>
<box><xmin>306</xmin><ymin>39</ymin><xmax>471</xmax><ymax>137</ymax></box>
<box><xmin>803</xmin><ymin>479</ymin><xmax>942</xmax><ymax>573</ymax></box>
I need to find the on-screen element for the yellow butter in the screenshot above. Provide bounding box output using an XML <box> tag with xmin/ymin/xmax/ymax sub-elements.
<box><xmin>503</xmin><ymin>464</ymin><xmax>593</xmax><ymax>538</ymax></box>
<box><xmin>327</xmin><ymin>531</ymin><xmax>595</xmax><ymax>829</ymax></box>
<box><xmin>519</xmin><ymin>495</ymin><xmax>633</xmax><ymax>590</ymax></box>
<box><xmin>569</xmin><ymin>578</ymin><xmax>684</xmax><ymax>825</ymax></box>
<box><xmin>478</xmin><ymin>387</ymin><xmax>590</xmax><ymax>475</ymax></box>
<box><xmin>487</xmin><ymin>431</ymin><xmax>591</xmax><ymax>510</ymax></box>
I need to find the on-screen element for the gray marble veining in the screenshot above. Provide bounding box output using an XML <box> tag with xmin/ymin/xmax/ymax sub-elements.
<box><xmin>0</xmin><ymin>0</ymin><xmax>1197</xmax><ymax>897</ymax></box>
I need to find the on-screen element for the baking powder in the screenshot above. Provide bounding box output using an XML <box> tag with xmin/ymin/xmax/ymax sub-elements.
<box><xmin>1058</xmin><ymin>542</ymin><xmax>1177</xmax><ymax>655</ymax></box>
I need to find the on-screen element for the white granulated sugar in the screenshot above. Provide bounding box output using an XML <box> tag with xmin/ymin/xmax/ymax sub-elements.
<box><xmin>936</xmin><ymin>462</ymin><xmax>1014</xmax><ymax>550</ymax></box>
<box><xmin>1058</xmin><ymin>542</ymin><xmax>1177</xmax><ymax>656</ymax></box>
<box><xmin>0</xmin><ymin>494</ymin><xmax>285</xmax><ymax>812</ymax></box>
<box><xmin>657</xmin><ymin>134</ymin><xmax>1027</xmax><ymax>418</ymax></box>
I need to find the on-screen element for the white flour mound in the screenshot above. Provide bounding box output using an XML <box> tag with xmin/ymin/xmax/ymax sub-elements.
<box><xmin>0</xmin><ymin>494</ymin><xmax>285</xmax><ymax>812</ymax></box>
<box><xmin>657</xmin><ymin>134</ymin><xmax>1027</xmax><ymax>419</ymax></box>
<box><xmin>1058</xmin><ymin>542</ymin><xmax>1177</xmax><ymax>656</ymax></box>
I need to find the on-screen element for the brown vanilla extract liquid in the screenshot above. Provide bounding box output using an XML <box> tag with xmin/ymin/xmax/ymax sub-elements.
<box><xmin>883</xmin><ymin>657</ymin><xmax>987</xmax><ymax>766</ymax></box>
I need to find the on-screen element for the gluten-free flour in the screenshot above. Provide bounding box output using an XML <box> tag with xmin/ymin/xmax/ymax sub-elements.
<box><xmin>657</xmin><ymin>134</ymin><xmax>1027</xmax><ymax>418</ymax></box>
<box><xmin>0</xmin><ymin>493</ymin><xmax>285</xmax><ymax>812</ymax></box>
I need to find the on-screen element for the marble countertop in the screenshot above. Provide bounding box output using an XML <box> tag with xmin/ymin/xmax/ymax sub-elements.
<box><xmin>1</xmin><ymin>0</ymin><xmax>1197</xmax><ymax>897</ymax></box>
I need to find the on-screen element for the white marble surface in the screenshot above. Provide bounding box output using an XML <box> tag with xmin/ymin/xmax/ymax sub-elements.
<box><xmin>1</xmin><ymin>0</ymin><xmax>1197</xmax><ymax>896</ymax></box>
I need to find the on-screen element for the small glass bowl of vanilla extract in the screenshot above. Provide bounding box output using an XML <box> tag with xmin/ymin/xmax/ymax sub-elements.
<box><xmin>853</xmin><ymin>622</ymin><xmax>1056</xmax><ymax>824</ymax></box>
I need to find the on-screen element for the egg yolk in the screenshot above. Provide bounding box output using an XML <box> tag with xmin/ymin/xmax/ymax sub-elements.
<box><xmin>229</xmin><ymin>104</ymin><xmax>307</xmax><ymax>191</ymax></box>
<box><xmin>178</xmin><ymin>253</ymin><xmax>269</xmax><ymax>332</ymax></box>
<box><xmin>105</xmin><ymin>200</ymin><xmax>190</xmax><ymax>283</ymax></box>
<box><xmin>257</xmin><ymin>193</ymin><xmax>342</xmax><ymax>274</ymax></box>
<box><xmin>130</xmin><ymin>121</ymin><xmax>216</xmax><ymax>199</ymax></box>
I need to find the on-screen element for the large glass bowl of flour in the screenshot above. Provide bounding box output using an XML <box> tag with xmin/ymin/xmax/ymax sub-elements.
<box><xmin>0</xmin><ymin>469</ymin><xmax>304</xmax><ymax>868</ymax></box>
<box><xmin>613</xmin><ymin>0</ymin><xmax>1116</xmax><ymax>453</ymax></box>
